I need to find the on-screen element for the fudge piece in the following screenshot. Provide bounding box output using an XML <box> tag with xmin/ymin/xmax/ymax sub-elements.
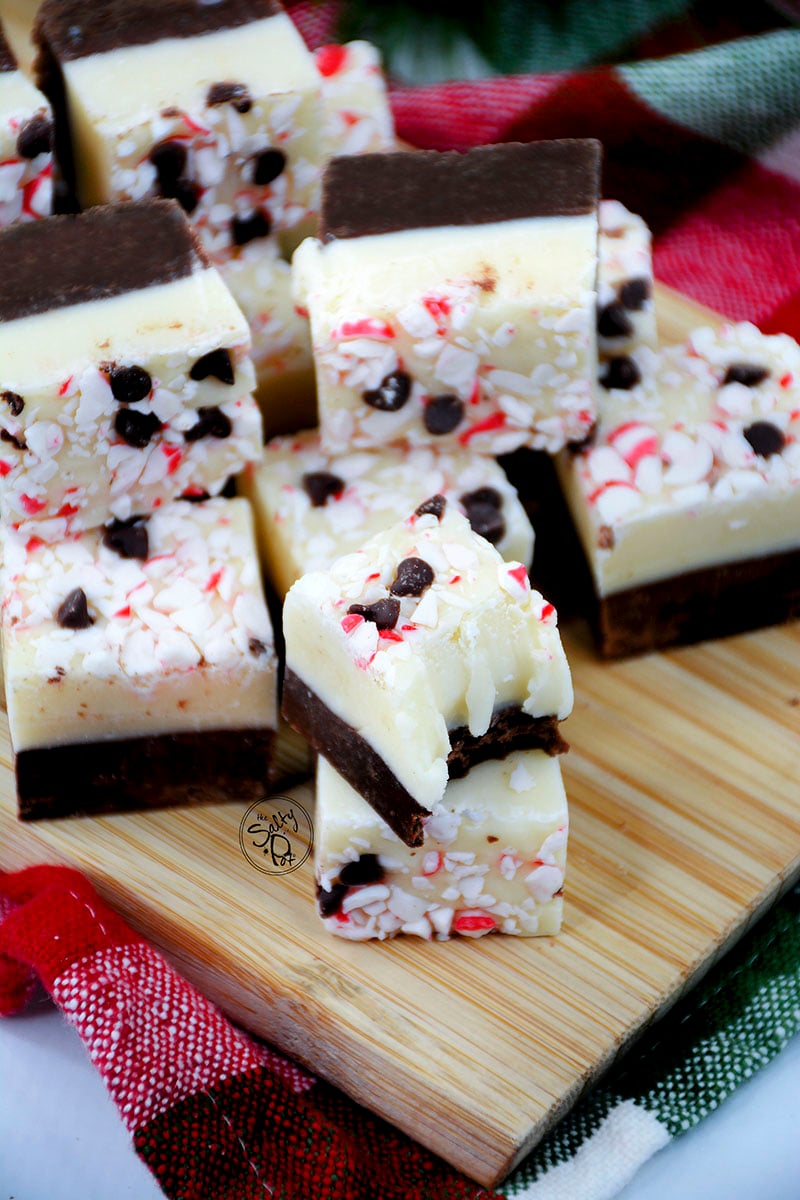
<box><xmin>597</xmin><ymin>199</ymin><xmax>657</xmax><ymax>366</ymax></box>
<box><xmin>282</xmin><ymin>500</ymin><xmax>572</xmax><ymax>846</ymax></box>
<box><xmin>242</xmin><ymin>430</ymin><xmax>534</xmax><ymax>597</ymax></box>
<box><xmin>315</xmin><ymin>750</ymin><xmax>567</xmax><ymax>940</ymax></box>
<box><xmin>0</xmin><ymin>20</ymin><xmax>53</xmax><ymax>224</ymax></box>
<box><xmin>293</xmin><ymin>140</ymin><xmax>601</xmax><ymax>456</ymax></box>
<box><xmin>0</xmin><ymin>200</ymin><xmax>263</xmax><ymax>540</ymax></box>
<box><xmin>34</xmin><ymin>0</ymin><xmax>323</xmax><ymax>247</ymax></box>
<box><xmin>216</xmin><ymin>240</ymin><xmax>315</xmax><ymax>437</ymax></box>
<box><xmin>556</xmin><ymin>322</ymin><xmax>800</xmax><ymax>656</ymax></box>
<box><xmin>1</xmin><ymin>497</ymin><xmax>278</xmax><ymax>819</ymax></box>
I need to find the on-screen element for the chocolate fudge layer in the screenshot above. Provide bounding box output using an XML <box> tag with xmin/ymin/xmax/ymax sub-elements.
<box><xmin>17</xmin><ymin>729</ymin><xmax>274</xmax><ymax>820</ymax></box>
<box><xmin>0</xmin><ymin>199</ymin><xmax>205</xmax><ymax>321</ymax></box>
<box><xmin>35</xmin><ymin>0</ymin><xmax>283</xmax><ymax>60</ymax></box>
<box><xmin>320</xmin><ymin>140</ymin><xmax>601</xmax><ymax>239</ymax></box>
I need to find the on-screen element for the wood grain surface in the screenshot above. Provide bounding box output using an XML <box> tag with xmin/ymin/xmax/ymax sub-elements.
<box><xmin>1</xmin><ymin>287</ymin><xmax>799</xmax><ymax>1187</ymax></box>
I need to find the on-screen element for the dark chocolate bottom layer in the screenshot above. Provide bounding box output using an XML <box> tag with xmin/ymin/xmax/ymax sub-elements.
<box><xmin>596</xmin><ymin>547</ymin><xmax>800</xmax><ymax>658</ymax></box>
<box><xmin>17</xmin><ymin>728</ymin><xmax>275</xmax><ymax>821</ymax></box>
<box><xmin>282</xmin><ymin>668</ymin><xmax>567</xmax><ymax>847</ymax></box>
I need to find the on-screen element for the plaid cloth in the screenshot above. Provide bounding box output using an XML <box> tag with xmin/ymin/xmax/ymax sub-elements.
<box><xmin>3</xmin><ymin>5</ymin><xmax>800</xmax><ymax>1197</ymax></box>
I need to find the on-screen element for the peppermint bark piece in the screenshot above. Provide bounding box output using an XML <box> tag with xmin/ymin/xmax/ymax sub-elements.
<box><xmin>242</xmin><ymin>430</ymin><xmax>534</xmax><ymax>597</ymax></box>
<box><xmin>597</xmin><ymin>199</ymin><xmax>657</xmax><ymax>367</ymax></box>
<box><xmin>0</xmin><ymin>200</ymin><xmax>262</xmax><ymax>539</ymax></box>
<box><xmin>293</xmin><ymin>140</ymin><xmax>601</xmax><ymax>456</ymax></box>
<box><xmin>282</xmin><ymin>502</ymin><xmax>572</xmax><ymax>846</ymax></box>
<box><xmin>556</xmin><ymin>322</ymin><xmax>800</xmax><ymax>656</ymax></box>
<box><xmin>0</xmin><ymin>19</ymin><xmax>53</xmax><ymax>224</ymax></box>
<box><xmin>315</xmin><ymin>751</ymin><xmax>568</xmax><ymax>941</ymax></box>
<box><xmin>34</xmin><ymin>0</ymin><xmax>323</xmax><ymax>247</ymax></box>
<box><xmin>2</xmin><ymin>497</ymin><xmax>278</xmax><ymax>819</ymax></box>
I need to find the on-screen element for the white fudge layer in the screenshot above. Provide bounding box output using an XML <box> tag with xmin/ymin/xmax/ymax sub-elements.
<box><xmin>284</xmin><ymin>505</ymin><xmax>572</xmax><ymax>812</ymax></box>
<box><xmin>1</xmin><ymin>497</ymin><xmax>277</xmax><ymax>751</ymax></box>
<box><xmin>294</xmin><ymin>213</ymin><xmax>598</xmax><ymax>456</ymax></box>
<box><xmin>557</xmin><ymin>322</ymin><xmax>800</xmax><ymax>595</ymax></box>
<box><xmin>598</xmin><ymin>199</ymin><xmax>656</xmax><ymax>361</ymax></box>
<box><xmin>0</xmin><ymin>69</ymin><xmax>52</xmax><ymax>224</ymax></box>
<box><xmin>316</xmin><ymin>750</ymin><xmax>567</xmax><ymax>940</ymax></box>
<box><xmin>0</xmin><ymin>267</ymin><xmax>263</xmax><ymax>537</ymax></box>
<box><xmin>63</xmin><ymin>14</ymin><xmax>323</xmax><ymax>248</ymax></box>
<box><xmin>243</xmin><ymin>430</ymin><xmax>534</xmax><ymax>597</ymax></box>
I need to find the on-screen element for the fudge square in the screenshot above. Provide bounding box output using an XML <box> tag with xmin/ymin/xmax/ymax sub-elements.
<box><xmin>0</xmin><ymin>200</ymin><xmax>263</xmax><ymax>541</ymax></box>
<box><xmin>2</xmin><ymin>497</ymin><xmax>278</xmax><ymax>819</ymax></box>
<box><xmin>0</xmin><ymin>19</ymin><xmax>53</xmax><ymax>224</ymax></box>
<box><xmin>556</xmin><ymin>322</ymin><xmax>800</xmax><ymax>657</ymax></box>
<box><xmin>315</xmin><ymin>751</ymin><xmax>568</xmax><ymax>941</ymax></box>
<box><xmin>34</xmin><ymin>0</ymin><xmax>323</xmax><ymax>250</ymax></box>
<box><xmin>282</xmin><ymin>499</ymin><xmax>572</xmax><ymax>847</ymax></box>
<box><xmin>293</xmin><ymin>140</ymin><xmax>601</xmax><ymax>456</ymax></box>
<box><xmin>242</xmin><ymin>430</ymin><xmax>535</xmax><ymax>598</ymax></box>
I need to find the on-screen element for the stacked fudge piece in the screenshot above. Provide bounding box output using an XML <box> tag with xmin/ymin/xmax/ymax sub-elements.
<box><xmin>0</xmin><ymin>17</ymin><xmax>53</xmax><ymax>225</ymax></box>
<box><xmin>0</xmin><ymin>200</ymin><xmax>277</xmax><ymax>818</ymax></box>
<box><xmin>33</xmin><ymin>0</ymin><xmax>395</xmax><ymax>432</ymax></box>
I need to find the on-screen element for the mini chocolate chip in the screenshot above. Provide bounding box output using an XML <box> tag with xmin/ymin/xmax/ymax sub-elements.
<box><xmin>743</xmin><ymin>420</ymin><xmax>786</xmax><ymax>458</ymax></box>
<box><xmin>339</xmin><ymin>855</ymin><xmax>384</xmax><ymax>886</ymax></box>
<box><xmin>190</xmin><ymin>349</ymin><xmax>235</xmax><ymax>385</ymax></box>
<box><xmin>597</xmin><ymin>301</ymin><xmax>634</xmax><ymax>339</ymax></box>
<box><xmin>600</xmin><ymin>356</ymin><xmax>641</xmax><ymax>390</ymax></box>
<box><xmin>103</xmin><ymin>515</ymin><xmax>149</xmax><ymax>560</ymax></box>
<box><xmin>249</xmin><ymin>637</ymin><xmax>267</xmax><ymax>657</ymax></box>
<box><xmin>173</xmin><ymin>179</ymin><xmax>200</xmax><ymax>214</ymax></box>
<box><xmin>423</xmin><ymin>394</ymin><xmax>464</xmax><ymax>435</ymax></box>
<box><xmin>57</xmin><ymin>587</ymin><xmax>94</xmax><ymax>630</ymax></box>
<box><xmin>317</xmin><ymin>881</ymin><xmax>348</xmax><ymax>918</ymax></box>
<box><xmin>302</xmin><ymin>471</ymin><xmax>345</xmax><ymax>507</ymax></box>
<box><xmin>618</xmin><ymin>277</ymin><xmax>651</xmax><ymax>311</ymax></box>
<box><xmin>220</xmin><ymin>476</ymin><xmax>237</xmax><ymax>498</ymax></box>
<box><xmin>2</xmin><ymin>391</ymin><xmax>24</xmax><ymax>416</ymax></box>
<box><xmin>722</xmin><ymin>363</ymin><xmax>770</xmax><ymax>387</ymax></box>
<box><xmin>415</xmin><ymin>494</ymin><xmax>446</xmax><ymax>520</ymax></box>
<box><xmin>16</xmin><ymin>113</ymin><xmax>53</xmax><ymax>159</ymax></box>
<box><xmin>231</xmin><ymin>211</ymin><xmax>271</xmax><ymax>246</ymax></box>
<box><xmin>363</xmin><ymin>370</ymin><xmax>411</xmax><ymax>412</ymax></box>
<box><xmin>108</xmin><ymin>365</ymin><xmax>152</xmax><ymax>404</ymax></box>
<box><xmin>1</xmin><ymin>429</ymin><xmax>26</xmax><ymax>450</ymax></box>
<box><xmin>207</xmin><ymin>81</ymin><xmax>252</xmax><ymax>112</ymax></box>
<box><xmin>390</xmin><ymin>557</ymin><xmax>434</xmax><ymax>598</ymax></box>
<box><xmin>347</xmin><ymin>598</ymin><xmax>401</xmax><ymax>630</ymax></box>
<box><xmin>149</xmin><ymin>139</ymin><xmax>187</xmax><ymax>187</ymax></box>
<box><xmin>184</xmin><ymin>406</ymin><xmax>232</xmax><ymax>442</ymax></box>
<box><xmin>114</xmin><ymin>408</ymin><xmax>162</xmax><ymax>449</ymax></box>
<box><xmin>460</xmin><ymin>487</ymin><xmax>506</xmax><ymax>545</ymax></box>
<box><xmin>253</xmin><ymin>148</ymin><xmax>287</xmax><ymax>185</ymax></box>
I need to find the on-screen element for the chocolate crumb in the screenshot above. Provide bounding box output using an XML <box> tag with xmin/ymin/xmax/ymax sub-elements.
<box><xmin>487</xmin><ymin>835</ymin><xmax>499</xmax><ymax>843</ymax></box>
<box><xmin>348</xmin><ymin>598</ymin><xmax>401</xmax><ymax>630</ymax></box>
<box><xmin>722</xmin><ymin>363</ymin><xmax>770</xmax><ymax>387</ymax></box>
<box><xmin>743</xmin><ymin>420</ymin><xmax>785</xmax><ymax>458</ymax></box>
<box><xmin>597</xmin><ymin>301</ymin><xmax>634</xmax><ymax>339</ymax></box>
<box><xmin>108</xmin><ymin>364</ymin><xmax>152</xmax><ymax>404</ymax></box>
<box><xmin>423</xmin><ymin>394</ymin><xmax>464</xmax><ymax>435</ymax></box>
<box><xmin>363</xmin><ymin>370</ymin><xmax>411</xmax><ymax>412</ymax></box>
<box><xmin>231</xmin><ymin>210</ymin><xmax>271</xmax><ymax>246</ymax></box>
<box><xmin>600</xmin><ymin>356</ymin><xmax>641</xmax><ymax>391</ymax></box>
<box><xmin>249</xmin><ymin>637</ymin><xmax>268</xmax><ymax>658</ymax></box>
<box><xmin>316</xmin><ymin>880</ymin><xmax>348</xmax><ymax>918</ymax></box>
<box><xmin>190</xmin><ymin>349</ymin><xmax>235</xmax><ymax>385</ymax></box>
<box><xmin>1</xmin><ymin>428</ymin><xmax>26</xmax><ymax>450</ymax></box>
<box><xmin>474</xmin><ymin>265</ymin><xmax>497</xmax><ymax>293</ymax></box>
<box><xmin>57</xmin><ymin>587</ymin><xmax>93</xmax><ymax>630</ymax></box>
<box><xmin>253</xmin><ymin>148</ymin><xmax>287</xmax><ymax>185</ymax></box>
<box><xmin>184</xmin><ymin>406</ymin><xmax>232</xmax><ymax>442</ymax></box>
<box><xmin>339</xmin><ymin>854</ymin><xmax>384</xmax><ymax>886</ymax></box>
<box><xmin>103</xmin><ymin>515</ymin><xmax>149</xmax><ymax>560</ymax></box>
<box><xmin>390</xmin><ymin>557</ymin><xmax>434</xmax><ymax>598</ymax></box>
<box><xmin>114</xmin><ymin>408</ymin><xmax>162</xmax><ymax>449</ymax></box>
<box><xmin>598</xmin><ymin>524</ymin><xmax>615</xmax><ymax>550</ymax></box>
<box><xmin>16</xmin><ymin>113</ymin><xmax>53</xmax><ymax>159</ymax></box>
<box><xmin>302</xmin><ymin>471</ymin><xmax>345</xmax><ymax>507</ymax></box>
<box><xmin>2</xmin><ymin>391</ymin><xmax>24</xmax><ymax>416</ymax></box>
<box><xmin>415</xmin><ymin>494</ymin><xmax>446</xmax><ymax>520</ymax></box>
<box><xmin>207</xmin><ymin>81</ymin><xmax>252</xmax><ymax>113</ymax></box>
<box><xmin>48</xmin><ymin>666</ymin><xmax>66</xmax><ymax>684</ymax></box>
<box><xmin>460</xmin><ymin>487</ymin><xmax>505</xmax><ymax>545</ymax></box>
<box><xmin>618</xmin><ymin>277</ymin><xmax>651</xmax><ymax>311</ymax></box>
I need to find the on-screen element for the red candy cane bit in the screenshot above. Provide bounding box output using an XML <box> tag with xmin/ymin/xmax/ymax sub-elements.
<box><xmin>0</xmin><ymin>460</ymin><xmax>13</xmax><ymax>477</ymax></box>
<box><xmin>113</xmin><ymin>605</ymin><xmax>132</xmax><ymax>619</ymax></box>
<box><xmin>458</xmin><ymin>411</ymin><xmax>507</xmax><ymax>446</ymax></box>
<box><xmin>378</xmin><ymin>629</ymin><xmax>404</xmax><ymax>643</ymax></box>
<box><xmin>341</xmin><ymin>613</ymin><xmax>364</xmax><ymax>635</ymax></box>
<box><xmin>333</xmin><ymin>317</ymin><xmax>395</xmax><ymax>341</ymax></box>
<box><xmin>20</xmin><ymin>494</ymin><xmax>46</xmax><ymax>515</ymax></box>
<box><xmin>204</xmin><ymin>568</ymin><xmax>223</xmax><ymax>593</ymax></box>
<box><xmin>161</xmin><ymin>444</ymin><xmax>183</xmax><ymax>474</ymax></box>
<box><xmin>421</xmin><ymin>851</ymin><xmax>443</xmax><ymax>876</ymax></box>
<box><xmin>779</xmin><ymin>372</ymin><xmax>793</xmax><ymax>388</ymax></box>
<box><xmin>453</xmin><ymin>911</ymin><xmax>497</xmax><ymax>934</ymax></box>
<box><xmin>58</xmin><ymin>376</ymin><xmax>73</xmax><ymax>397</ymax></box>
<box><xmin>56</xmin><ymin>503</ymin><xmax>79</xmax><ymax>518</ymax></box>
<box><xmin>468</xmin><ymin>377</ymin><xmax>481</xmax><ymax>406</ymax></box>
<box><xmin>315</xmin><ymin>44</ymin><xmax>349</xmax><ymax>77</ymax></box>
<box><xmin>449</xmin><ymin>574</ymin><xmax>461</xmax><ymax>585</ymax></box>
<box><xmin>422</xmin><ymin>294</ymin><xmax>451</xmax><ymax>326</ymax></box>
<box><xmin>540</xmin><ymin>602</ymin><xmax>555</xmax><ymax>621</ymax></box>
<box><xmin>400</xmin><ymin>623</ymin><xmax>417</xmax><ymax>632</ymax></box>
<box><xmin>508</xmin><ymin>564</ymin><xmax>529</xmax><ymax>590</ymax></box>
<box><xmin>25</xmin><ymin>536</ymin><xmax>44</xmax><ymax>554</ymax></box>
<box><xmin>294</xmin><ymin>304</ymin><xmax>309</xmax><ymax>319</ymax></box>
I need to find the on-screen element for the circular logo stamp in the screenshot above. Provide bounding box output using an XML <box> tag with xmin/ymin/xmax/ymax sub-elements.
<box><xmin>239</xmin><ymin>795</ymin><xmax>313</xmax><ymax>875</ymax></box>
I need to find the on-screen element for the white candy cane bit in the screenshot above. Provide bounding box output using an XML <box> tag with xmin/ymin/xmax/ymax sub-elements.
<box><xmin>525</xmin><ymin>864</ymin><xmax>564</xmax><ymax>903</ymax></box>
<box><xmin>662</xmin><ymin>430</ymin><xmax>714</xmax><ymax>486</ymax></box>
<box><xmin>592</xmin><ymin>480</ymin><xmax>643</xmax><ymax>524</ymax></box>
<box><xmin>341</xmin><ymin>883</ymin><xmax>390</xmax><ymax>914</ymax></box>
<box><xmin>587</xmin><ymin>445</ymin><xmax>631</xmax><ymax>486</ymax></box>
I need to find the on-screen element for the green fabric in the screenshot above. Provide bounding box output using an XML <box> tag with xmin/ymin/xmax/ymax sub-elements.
<box><xmin>619</xmin><ymin>29</ymin><xmax>800</xmax><ymax>154</ymax></box>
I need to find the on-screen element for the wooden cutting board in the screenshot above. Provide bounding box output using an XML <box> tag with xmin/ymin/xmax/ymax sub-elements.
<box><xmin>2</xmin><ymin>287</ymin><xmax>799</xmax><ymax>1188</ymax></box>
